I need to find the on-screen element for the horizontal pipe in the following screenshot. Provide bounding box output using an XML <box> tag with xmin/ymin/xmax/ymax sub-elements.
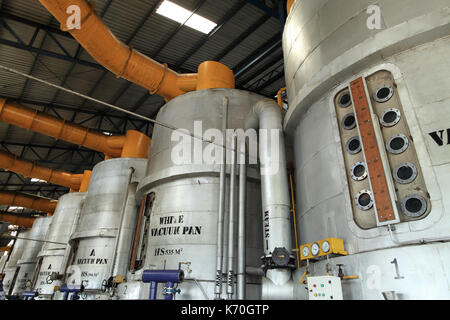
<box><xmin>142</xmin><ymin>270</ymin><xmax>184</xmax><ymax>283</ymax></box>
<box><xmin>0</xmin><ymin>150</ymin><xmax>91</xmax><ymax>191</ymax></box>
<box><xmin>0</xmin><ymin>98</ymin><xmax>151</xmax><ymax>158</ymax></box>
<box><xmin>1</xmin><ymin>214</ymin><xmax>35</xmax><ymax>228</ymax></box>
<box><xmin>0</xmin><ymin>191</ymin><xmax>57</xmax><ymax>215</ymax></box>
<box><xmin>37</xmin><ymin>0</ymin><xmax>235</xmax><ymax>101</ymax></box>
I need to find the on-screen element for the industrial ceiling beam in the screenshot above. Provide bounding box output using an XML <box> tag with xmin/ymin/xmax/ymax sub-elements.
<box><xmin>213</xmin><ymin>15</ymin><xmax>271</xmax><ymax>62</ymax></box>
<box><xmin>254</xmin><ymin>70</ymin><xmax>285</xmax><ymax>92</ymax></box>
<box><xmin>245</xmin><ymin>0</ymin><xmax>280</xmax><ymax>19</ymax></box>
<box><xmin>237</xmin><ymin>52</ymin><xmax>283</xmax><ymax>86</ymax></box>
<box><xmin>233</xmin><ymin>33</ymin><xmax>282</xmax><ymax>78</ymax></box>
<box><xmin>0</xmin><ymin>38</ymin><xmax>105</xmax><ymax>71</ymax></box>
<box><xmin>173</xmin><ymin>0</ymin><xmax>248</xmax><ymax>69</ymax></box>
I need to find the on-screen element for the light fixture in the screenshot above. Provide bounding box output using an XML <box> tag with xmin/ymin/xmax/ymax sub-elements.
<box><xmin>31</xmin><ymin>178</ymin><xmax>47</xmax><ymax>183</ymax></box>
<box><xmin>8</xmin><ymin>206</ymin><xmax>25</xmax><ymax>210</ymax></box>
<box><xmin>156</xmin><ymin>0</ymin><xmax>217</xmax><ymax>34</ymax></box>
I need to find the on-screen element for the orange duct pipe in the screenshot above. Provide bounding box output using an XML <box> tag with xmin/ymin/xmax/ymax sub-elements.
<box><xmin>0</xmin><ymin>191</ymin><xmax>57</xmax><ymax>215</ymax></box>
<box><xmin>0</xmin><ymin>98</ymin><xmax>151</xmax><ymax>159</ymax></box>
<box><xmin>0</xmin><ymin>150</ymin><xmax>91</xmax><ymax>192</ymax></box>
<box><xmin>1</xmin><ymin>214</ymin><xmax>35</xmax><ymax>229</ymax></box>
<box><xmin>37</xmin><ymin>0</ymin><xmax>235</xmax><ymax>101</ymax></box>
<box><xmin>287</xmin><ymin>0</ymin><xmax>295</xmax><ymax>14</ymax></box>
<box><xmin>277</xmin><ymin>87</ymin><xmax>287</xmax><ymax>110</ymax></box>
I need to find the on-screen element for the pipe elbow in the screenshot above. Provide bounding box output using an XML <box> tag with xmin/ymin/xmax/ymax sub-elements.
<box><xmin>245</xmin><ymin>98</ymin><xmax>283</xmax><ymax>130</ymax></box>
<box><xmin>120</xmin><ymin>130</ymin><xmax>151</xmax><ymax>158</ymax></box>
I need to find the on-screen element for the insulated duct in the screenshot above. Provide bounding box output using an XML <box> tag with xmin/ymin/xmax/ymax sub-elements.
<box><xmin>287</xmin><ymin>0</ymin><xmax>295</xmax><ymax>14</ymax></box>
<box><xmin>0</xmin><ymin>150</ymin><xmax>91</xmax><ymax>192</ymax></box>
<box><xmin>245</xmin><ymin>99</ymin><xmax>293</xmax><ymax>292</ymax></box>
<box><xmin>37</xmin><ymin>0</ymin><xmax>235</xmax><ymax>101</ymax></box>
<box><xmin>0</xmin><ymin>214</ymin><xmax>35</xmax><ymax>229</ymax></box>
<box><xmin>0</xmin><ymin>98</ymin><xmax>151</xmax><ymax>159</ymax></box>
<box><xmin>0</xmin><ymin>191</ymin><xmax>57</xmax><ymax>215</ymax></box>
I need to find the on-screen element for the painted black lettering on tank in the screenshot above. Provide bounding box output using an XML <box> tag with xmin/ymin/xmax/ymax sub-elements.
<box><xmin>429</xmin><ymin>129</ymin><xmax>450</xmax><ymax>146</ymax></box>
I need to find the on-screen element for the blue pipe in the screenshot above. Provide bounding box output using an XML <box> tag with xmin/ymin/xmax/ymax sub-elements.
<box><xmin>164</xmin><ymin>282</ymin><xmax>174</xmax><ymax>300</ymax></box>
<box><xmin>142</xmin><ymin>270</ymin><xmax>183</xmax><ymax>283</ymax></box>
<box><xmin>60</xmin><ymin>284</ymin><xmax>83</xmax><ymax>300</ymax></box>
<box><xmin>149</xmin><ymin>281</ymin><xmax>157</xmax><ymax>300</ymax></box>
<box><xmin>22</xmin><ymin>291</ymin><xmax>38</xmax><ymax>300</ymax></box>
<box><xmin>142</xmin><ymin>269</ymin><xmax>184</xmax><ymax>300</ymax></box>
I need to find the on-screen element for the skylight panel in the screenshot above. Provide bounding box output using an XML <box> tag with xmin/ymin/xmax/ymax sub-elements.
<box><xmin>157</xmin><ymin>1</ymin><xmax>217</xmax><ymax>34</ymax></box>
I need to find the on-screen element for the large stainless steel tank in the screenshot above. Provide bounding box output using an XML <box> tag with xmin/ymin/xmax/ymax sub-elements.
<box><xmin>1</xmin><ymin>229</ymin><xmax>31</xmax><ymax>295</ymax></box>
<box><xmin>11</xmin><ymin>216</ymin><xmax>52</xmax><ymax>296</ymax></box>
<box><xmin>130</xmin><ymin>89</ymin><xmax>265</xmax><ymax>300</ymax></box>
<box><xmin>283</xmin><ymin>0</ymin><xmax>450</xmax><ymax>299</ymax></box>
<box><xmin>69</xmin><ymin>158</ymin><xmax>146</xmax><ymax>300</ymax></box>
<box><xmin>33</xmin><ymin>192</ymin><xmax>86</xmax><ymax>299</ymax></box>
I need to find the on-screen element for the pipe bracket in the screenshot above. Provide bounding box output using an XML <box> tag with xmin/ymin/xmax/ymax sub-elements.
<box><xmin>149</xmin><ymin>63</ymin><xmax>168</xmax><ymax>95</ymax></box>
<box><xmin>117</xmin><ymin>46</ymin><xmax>135</xmax><ymax>79</ymax></box>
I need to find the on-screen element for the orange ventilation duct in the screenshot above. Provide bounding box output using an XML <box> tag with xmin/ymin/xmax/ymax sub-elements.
<box><xmin>1</xmin><ymin>214</ymin><xmax>35</xmax><ymax>229</ymax></box>
<box><xmin>0</xmin><ymin>150</ymin><xmax>91</xmax><ymax>192</ymax></box>
<box><xmin>0</xmin><ymin>191</ymin><xmax>57</xmax><ymax>215</ymax></box>
<box><xmin>38</xmin><ymin>0</ymin><xmax>235</xmax><ymax>101</ymax></box>
<box><xmin>287</xmin><ymin>0</ymin><xmax>295</xmax><ymax>14</ymax></box>
<box><xmin>0</xmin><ymin>98</ymin><xmax>151</xmax><ymax>159</ymax></box>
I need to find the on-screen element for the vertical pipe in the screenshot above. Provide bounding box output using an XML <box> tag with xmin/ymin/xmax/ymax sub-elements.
<box><xmin>289</xmin><ymin>172</ymin><xmax>300</xmax><ymax>269</ymax></box>
<box><xmin>215</xmin><ymin>97</ymin><xmax>228</xmax><ymax>299</ymax></box>
<box><xmin>227</xmin><ymin>135</ymin><xmax>237</xmax><ymax>300</ymax></box>
<box><xmin>165</xmin><ymin>281</ymin><xmax>174</xmax><ymax>300</ymax></box>
<box><xmin>245</xmin><ymin>99</ymin><xmax>292</xmax><ymax>289</ymax></box>
<box><xmin>237</xmin><ymin>139</ymin><xmax>247</xmax><ymax>300</ymax></box>
<box><xmin>109</xmin><ymin>167</ymin><xmax>134</xmax><ymax>278</ymax></box>
<box><xmin>129</xmin><ymin>195</ymin><xmax>147</xmax><ymax>271</ymax></box>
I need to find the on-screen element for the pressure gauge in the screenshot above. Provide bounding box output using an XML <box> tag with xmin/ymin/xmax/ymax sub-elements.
<box><xmin>302</xmin><ymin>246</ymin><xmax>310</xmax><ymax>258</ymax></box>
<box><xmin>321</xmin><ymin>241</ymin><xmax>330</xmax><ymax>253</ymax></box>
<box><xmin>311</xmin><ymin>243</ymin><xmax>320</xmax><ymax>256</ymax></box>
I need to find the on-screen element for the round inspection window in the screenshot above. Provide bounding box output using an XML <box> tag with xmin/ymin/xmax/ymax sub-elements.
<box><xmin>342</xmin><ymin>113</ymin><xmax>357</xmax><ymax>130</ymax></box>
<box><xmin>355</xmin><ymin>190</ymin><xmax>374</xmax><ymax>211</ymax></box>
<box><xmin>345</xmin><ymin>136</ymin><xmax>362</xmax><ymax>155</ymax></box>
<box><xmin>393</xmin><ymin>162</ymin><xmax>418</xmax><ymax>184</ymax></box>
<box><xmin>380</xmin><ymin>108</ymin><xmax>401</xmax><ymax>127</ymax></box>
<box><xmin>374</xmin><ymin>85</ymin><xmax>394</xmax><ymax>103</ymax></box>
<box><xmin>350</xmin><ymin>162</ymin><xmax>367</xmax><ymax>181</ymax></box>
<box><xmin>401</xmin><ymin>194</ymin><xmax>427</xmax><ymax>218</ymax></box>
<box><xmin>337</xmin><ymin>90</ymin><xmax>352</xmax><ymax>108</ymax></box>
<box><xmin>386</xmin><ymin>134</ymin><xmax>409</xmax><ymax>154</ymax></box>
